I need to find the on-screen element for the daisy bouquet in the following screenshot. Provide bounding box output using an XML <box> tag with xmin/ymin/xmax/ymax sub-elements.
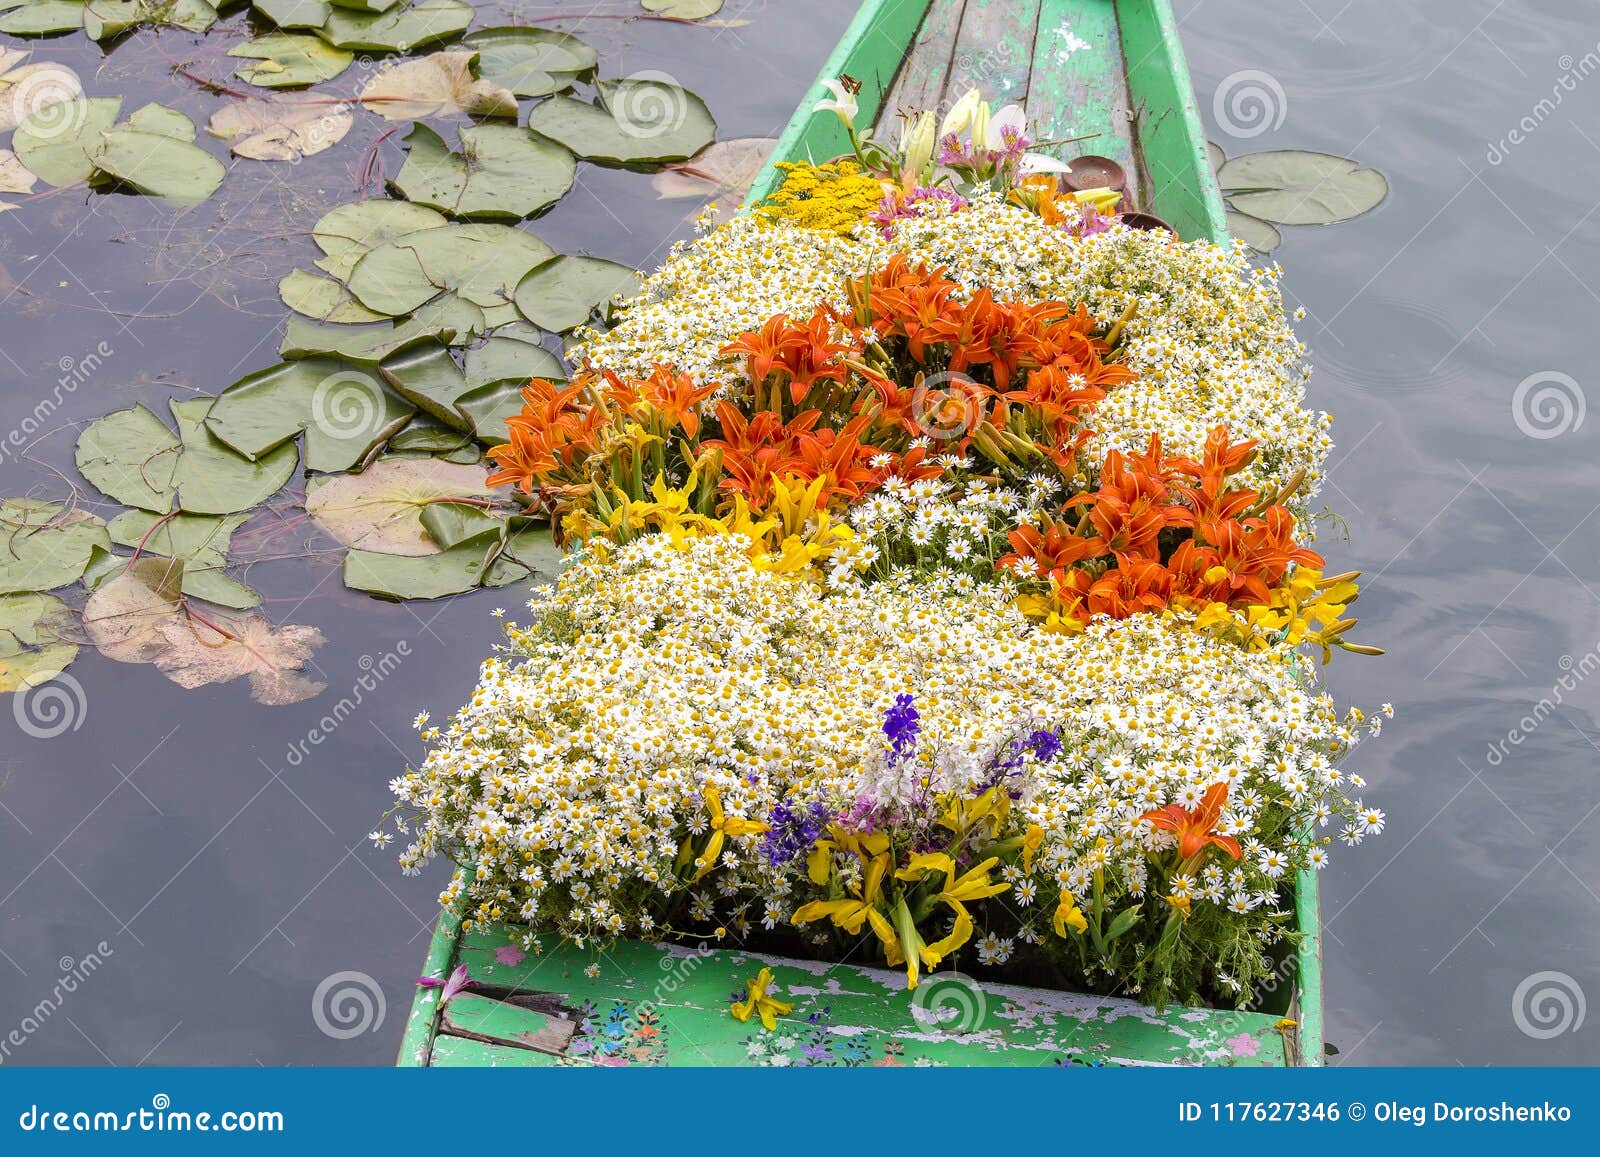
<box><xmin>390</xmin><ymin>88</ymin><xmax>1389</xmax><ymax>1009</ymax></box>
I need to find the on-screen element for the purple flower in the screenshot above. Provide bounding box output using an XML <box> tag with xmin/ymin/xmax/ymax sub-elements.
<box><xmin>761</xmin><ymin>798</ymin><xmax>834</xmax><ymax>867</ymax></box>
<box><xmin>882</xmin><ymin>693</ymin><xmax>920</xmax><ymax>756</ymax></box>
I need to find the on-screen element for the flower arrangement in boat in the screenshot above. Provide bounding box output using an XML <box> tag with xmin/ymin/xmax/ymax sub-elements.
<box><xmin>389</xmin><ymin>87</ymin><xmax>1389</xmax><ymax>1011</ymax></box>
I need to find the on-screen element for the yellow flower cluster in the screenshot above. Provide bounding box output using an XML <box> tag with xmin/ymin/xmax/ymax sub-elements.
<box><xmin>753</xmin><ymin>160</ymin><xmax>886</xmax><ymax>236</ymax></box>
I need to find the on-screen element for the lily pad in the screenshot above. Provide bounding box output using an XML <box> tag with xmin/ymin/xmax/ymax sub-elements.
<box><xmin>1217</xmin><ymin>149</ymin><xmax>1388</xmax><ymax>226</ymax></box>
<box><xmin>75</xmin><ymin>405</ymin><xmax>180</xmax><ymax>512</ymax></box>
<box><xmin>168</xmin><ymin>397</ymin><xmax>299</xmax><ymax>516</ymax></box>
<box><xmin>255</xmin><ymin>0</ymin><xmax>333</xmax><ymax>32</ymax></box>
<box><xmin>1206</xmin><ymin>139</ymin><xmax>1226</xmax><ymax>174</ymax></box>
<box><xmin>418</xmin><ymin>499</ymin><xmax>503</xmax><ymax>548</ymax></box>
<box><xmin>387</xmin><ymin>414</ymin><xmax>475</xmax><ymax>455</ymax></box>
<box><xmin>513</xmin><ymin>255</ymin><xmax>641</xmax><ymax>333</ymax></box>
<box><xmin>525</xmin><ymin>78</ymin><xmax>715</xmax><ymax>168</ymax></box>
<box><xmin>83</xmin><ymin>0</ymin><xmax>218</xmax><ymax>39</ymax></box>
<box><xmin>392</xmin><ymin>122</ymin><xmax>576</xmax><ymax>221</ymax></box>
<box><xmin>0</xmin><ymin>1</ymin><xmax>83</xmax><ymax>36</ymax></box>
<box><xmin>462</xmin><ymin>322</ymin><xmax>563</xmax><ymax>387</ymax></box>
<box><xmin>454</xmin><ymin>379</ymin><xmax>529</xmax><ymax>444</ymax></box>
<box><xmin>0</xmin><ymin>591</ymin><xmax>76</xmax><ymax>692</ymax></box>
<box><xmin>107</xmin><ymin>510</ymin><xmax>259</xmax><ymax>609</ymax></box>
<box><xmin>344</xmin><ymin>222</ymin><xmax>553</xmax><ymax>316</ymax></box>
<box><xmin>652</xmin><ymin>137</ymin><xmax>776</xmax><ymax>202</ymax></box>
<box><xmin>305</xmin><ymin>456</ymin><xmax>493</xmax><ymax>556</ymax></box>
<box><xmin>343</xmin><ymin>540</ymin><xmax>503</xmax><ymax>599</ymax></box>
<box><xmin>359</xmin><ymin>50</ymin><xmax>517</xmax><ymax>121</ymax></box>
<box><xmin>0</xmin><ymin>53</ymin><xmax>82</xmax><ymax>133</ymax></box>
<box><xmin>230</xmin><ymin>33</ymin><xmax>354</xmax><ymax>89</ymax></box>
<box><xmin>0</xmin><ymin>148</ymin><xmax>36</xmax><ymax>195</ymax></box>
<box><xmin>0</xmin><ymin>498</ymin><xmax>111</xmax><ymax>594</ymax></box>
<box><xmin>460</xmin><ymin>26</ymin><xmax>596</xmax><ymax>97</ymax></box>
<box><xmin>312</xmin><ymin>199</ymin><xmax>448</xmax><ymax>281</ymax></box>
<box><xmin>378</xmin><ymin>343</ymin><xmax>472</xmax><ymax>427</ymax></box>
<box><xmin>1225</xmin><ymin>209</ymin><xmax>1282</xmax><ymax>255</ymax></box>
<box><xmin>318</xmin><ymin>0</ymin><xmax>474</xmax><ymax>53</ymax></box>
<box><xmin>279</xmin><ymin>268</ymin><xmax>392</xmax><ymax>324</ymax></box>
<box><xmin>12</xmin><ymin>95</ymin><xmax>120</xmax><ymax>187</ymax></box>
<box><xmin>642</xmin><ymin>0</ymin><xmax>723</xmax><ymax>18</ymax></box>
<box><xmin>92</xmin><ymin>111</ymin><xmax>226</xmax><ymax>202</ymax></box>
<box><xmin>206</xmin><ymin>358</ymin><xmax>414</xmax><ymax>473</ymax></box>
<box><xmin>207</xmin><ymin>97</ymin><xmax>353</xmax><ymax>162</ymax></box>
<box><xmin>281</xmin><ymin>293</ymin><xmax>486</xmax><ymax>362</ymax></box>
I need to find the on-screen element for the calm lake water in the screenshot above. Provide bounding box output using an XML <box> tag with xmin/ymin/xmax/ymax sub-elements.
<box><xmin>1</xmin><ymin>0</ymin><xmax>1595</xmax><ymax>1067</ymax></box>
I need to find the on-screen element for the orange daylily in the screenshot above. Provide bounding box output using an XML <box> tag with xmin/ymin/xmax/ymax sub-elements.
<box><xmin>1139</xmin><ymin>782</ymin><xmax>1242</xmax><ymax>862</ymax></box>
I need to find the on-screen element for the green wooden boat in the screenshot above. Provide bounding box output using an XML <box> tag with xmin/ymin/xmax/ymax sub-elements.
<box><xmin>398</xmin><ymin>0</ymin><xmax>1323</xmax><ymax>1069</ymax></box>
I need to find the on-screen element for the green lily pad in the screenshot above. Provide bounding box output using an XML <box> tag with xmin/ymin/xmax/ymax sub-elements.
<box><xmin>92</xmin><ymin>117</ymin><xmax>226</xmax><ymax>202</ymax></box>
<box><xmin>83</xmin><ymin>0</ymin><xmax>218</xmax><ymax>39</ymax></box>
<box><xmin>279</xmin><ymin>268</ymin><xmax>392</xmax><ymax>324</ymax></box>
<box><xmin>344</xmin><ymin>222</ymin><xmax>553</xmax><ymax>316</ymax></box>
<box><xmin>378</xmin><ymin>343</ymin><xmax>472</xmax><ymax>427</ymax></box>
<box><xmin>0</xmin><ymin>591</ymin><xmax>77</xmax><ymax>692</ymax></box>
<box><xmin>1225</xmin><ymin>209</ymin><xmax>1282</xmax><ymax>255</ymax></box>
<box><xmin>393</xmin><ymin>122</ymin><xmax>576</xmax><ymax>221</ymax></box>
<box><xmin>305</xmin><ymin>456</ymin><xmax>493</xmax><ymax>556</ymax></box>
<box><xmin>0</xmin><ymin>498</ymin><xmax>111</xmax><ymax>594</ymax></box>
<box><xmin>513</xmin><ymin>255</ymin><xmax>641</xmax><ymax>333</ymax></box>
<box><xmin>255</xmin><ymin>0</ymin><xmax>333</xmax><ymax>32</ymax></box>
<box><xmin>281</xmin><ymin>293</ymin><xmax>486</xmax><ymax>363</ymax></box>
<box><xmin>125</xmin><ymin>101</ymin><xmax>197</xmax><ymax>141</ymax></box>
<box><xmin>460</xmin><ymin>26</ymin><xmax>596</xmax><ymax>97</ymax></box>
<box><xmin>387</xmin><ymin>414</ymin><xmax>475</xmax><ymax>454</ymax></box>
<box><xmin>107</xmin><ymin>510</ymin><xmax>259</xmax><ymax>609</ymax></box>
<box><xmin>75</xmin><ymin>405</ymin><xmax>180</xmax><ymax>512</ymax></box>
<box><xmin>312</xmin><ymin>199</ymin><xmax>449</xmax><ymax>282</ymax></box>
<box><xmin>462</xmin><ymin>321</ymin><xmax>564</xmax><ymax>387</ymax></box>
<box><xmin>328</xmin><ymin>0</ymin><xmax>405</xmax><ymax>10</ymax></box>
<box><xmin>525</xmin><ymin>78</ymin><xmax>715</xmax><ymax>168</ymax></box>
<box><xmin>418</xmin><ymin>499</ymin><xmax>503</xmax><ymax>549</ymax></box>
<box><xmin>454</xmin><ymin>379</ymin><xmax>527</xmax><ymax>444</ymax></box>
<box><xmin>642</xmin><ymin>0</ymin><xmax>723</xmax><ymax>17</ymax></box>
<box><xmin>231</xmin><ymin>33</ymin><xmax>354</xmax><ymax>89</ymax></box>
<box><xmin>1206</xmin><ymin>140</ymin><xmax>1226</xmax><ymax>174</ymax></box>
<box><xmin>12</xmin><ymin>95</ymin><xmax>120</xmax><ymax>187</ymax></box>
<box><xmin>206</xmin><ymin>358</ymin><xmax>414</xmax><ymax>473</ymax></box>
<box><xmin>1217</xmin><ymin>149</ymin><xmax>1388</xmax><ymax>226</ymax></box>
<box><xmin>343</xmin><ymin>540</ymin><xmax>499</xmax><ymax>599</ymax></box>
<box><xmin>0</xmin><ymin>1</ymin><xmax>84</xmax><ymax>36</ymax></box>
<box><xmin>168</xmin><ymin>397</ymin><xmax>299</xmax><ymax>515</ymax></box>
<box><xmin>317</xmin><ymin>0</ymin><xmax>473</xmax><ymax>53</ymax></box>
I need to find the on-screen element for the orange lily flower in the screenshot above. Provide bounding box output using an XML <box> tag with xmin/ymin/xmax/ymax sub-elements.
<box><xmin>1139</xmin><ymin>782</ymin><xmax>1242</xmax><ymax>861</ymax></box>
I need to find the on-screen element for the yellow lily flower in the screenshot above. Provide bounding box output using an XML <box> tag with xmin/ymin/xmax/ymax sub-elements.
<box><xmin>1072</xmin><ymin>186</ymin><xmax>1123</xmax><ymax>214</ymax></box>
<box><xmin>686</xmin><ymin>783</ymin><xmax>769</xmax><ymax>881</ymax></box>
<box><xmin>729</xmin><ymin>968</ymin><xmax>794</xmax><ymax>1031</ymax></box>
<box><xmin>1053</xmin><ymin>890</ymin><xmax>1088</xmax><ymax>938</ymax></box>
<box><xmin>1021</xmin><ymin>824</ymin><xmax>1044</xmax><ymax>875</ymax></box>
<box><xmin>792</xmin><ymin>849</ymin><xmax>902</xmax><ymax>965</ymax></box>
